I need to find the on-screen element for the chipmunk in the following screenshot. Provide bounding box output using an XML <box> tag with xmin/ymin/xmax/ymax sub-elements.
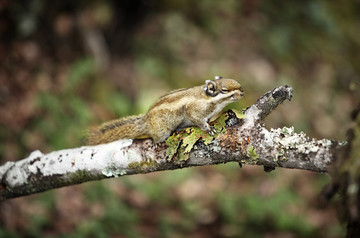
<box><xmin>86</xmin><ymin>76</ymin><xmax>244</xmax><ymax>145</ymax></box>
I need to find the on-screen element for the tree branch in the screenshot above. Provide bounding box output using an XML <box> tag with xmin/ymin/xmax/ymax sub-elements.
<box><xmin>0</xmin><ymin>85</ymin><xmax>344</xmax><ymax>200</ymax></box>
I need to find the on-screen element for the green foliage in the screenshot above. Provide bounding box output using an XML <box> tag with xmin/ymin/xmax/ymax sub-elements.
<box><xmin>66</xmin><ymin>198</ymin><xmax>140</xmax><ymax>238</ymax></box>
<box><xmin>247</xmin><ymin>145</ymin><xmax>259</xmax><ymax>162</ymax></box>
<box><xmin>71</xmin><ymin>181</ymin><xmax>140</xmax><ymax>238</ymax></box>
<box><xmin>33</xmin><ymin>58</ymin><xmax>96</xmax><ymax>149</ymax></box>
<box><xmin>182</xmin><ymin>128</ymin><xmax>202</xmax><ymax>153</ymax></box>
<box><xmin>232</xmin><ymin>109</ymin><xmax>246</xmax><ymax>120</ymax></box>
<box><xmin>165</xmin><ymin>132</ymin><xmax>182</xmax><ymax>162</ymax></box>
<box><xmin>217</xmin><ymin>189</ymin><xmax>317</xmax><ymax>237</ymax></box>
<box><xmin>0</xmin><ymin>229</ymin><xmax>19</xmax><ymax>238</ymax></box>
<box><xmin>66</xmin><ymin>58</ymin><xmax>96</xmax><ymax>92</ymax></box>
<box><xmin>121</xmin><ymin>175</ymin><xmax>172</xmax><ymax>204</ymax></box>
<box><xmin>258</xmin><ymin>0</ymin><xmax>340</xmax><ymax>62</ymax></box>
<box><xmin>165</xmin><ymin>112</ymin><xmax>230</xmax><ymax>164</ymax></box>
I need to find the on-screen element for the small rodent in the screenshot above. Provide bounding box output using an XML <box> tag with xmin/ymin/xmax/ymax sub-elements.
<box><xmin>86</xmin><ymin>76</ymin><xmax>244</xmax><ymax>145</ymax></box>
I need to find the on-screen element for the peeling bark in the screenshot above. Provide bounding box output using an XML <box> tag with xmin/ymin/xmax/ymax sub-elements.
<box><xmin>0</xmin><ymin>85</ymin><xmax>344</xmax><ymax>200</ymax></box>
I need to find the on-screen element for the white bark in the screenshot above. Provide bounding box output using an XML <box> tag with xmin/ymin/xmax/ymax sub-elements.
<box><xmin>0</xmin><ymin>85</ymin><xmax>344</xmax><ymax>200</ymax></box>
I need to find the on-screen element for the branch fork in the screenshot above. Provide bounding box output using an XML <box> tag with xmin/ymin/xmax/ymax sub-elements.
<box><xmin>0</xmin><ymin>85</ymin><xmax>344</xmax><ymax>200</ymax></box>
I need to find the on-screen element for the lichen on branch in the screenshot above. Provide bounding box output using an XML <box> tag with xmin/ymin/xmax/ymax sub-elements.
<box><xmin>0</xmin><ymin>85</ymin><xmax>344</xmax><ymax>200</ymax></box>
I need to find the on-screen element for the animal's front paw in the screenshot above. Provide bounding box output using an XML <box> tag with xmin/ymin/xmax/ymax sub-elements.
<box><xmin>208</xmin><ymin>126</ymin><xmax>216</xmax><ymax>136</ymax></box>
<box><xmin>201</xmin><ymin>123</ymin><xmax>216</xmax><ymax>136</ymax></box>
<box><xmin>152</xmin><ymin>143</ymin><xmax>158</xmax><ymax>150</ymax></box>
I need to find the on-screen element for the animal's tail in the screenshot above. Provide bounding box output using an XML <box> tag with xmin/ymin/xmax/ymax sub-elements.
<box><xmin>86</xmin><ymin>115</ymin><xmax>148</xmax><ymax>145</ymax></box>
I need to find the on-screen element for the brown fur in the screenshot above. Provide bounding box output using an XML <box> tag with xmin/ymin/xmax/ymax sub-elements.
<box><xmin>86</xmin><ymin>78</ymin><xmax>243</xmax><ymax>145</ymax></box>
<box><xmin>86</xmin><ymin>115</ymin><xmax>148</xmax><ymax>145</ymax></box>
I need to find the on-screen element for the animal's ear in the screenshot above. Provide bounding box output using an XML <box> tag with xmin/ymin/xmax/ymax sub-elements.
<box><xmin>205</xmin><ymin>80</ymin><xmax>218</xmax><ymax>96</ymax></box>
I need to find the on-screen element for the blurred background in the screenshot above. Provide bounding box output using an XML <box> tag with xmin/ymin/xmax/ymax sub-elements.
<box><xmin>1</xmin><ymin>0</ymin><xmax>360</xmax><ymax>237</ymax></box>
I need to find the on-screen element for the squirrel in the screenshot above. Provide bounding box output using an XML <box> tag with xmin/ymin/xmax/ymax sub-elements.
<box><xmin>86</xmin><ymin>76</ymin><xmax>244</xmax><ymax>145</ymax></box>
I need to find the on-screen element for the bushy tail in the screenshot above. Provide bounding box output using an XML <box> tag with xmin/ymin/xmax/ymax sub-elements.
<box><xmin>86</xmin><ymin>115</ymin><xmax>147</xmax><ymax>145</ymax></box>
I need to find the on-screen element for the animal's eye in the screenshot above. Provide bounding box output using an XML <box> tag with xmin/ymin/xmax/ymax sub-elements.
<box><xmin>221</xmin><ymin>89</ymin><xmax>229</xmax><ymax>93</ymax></box>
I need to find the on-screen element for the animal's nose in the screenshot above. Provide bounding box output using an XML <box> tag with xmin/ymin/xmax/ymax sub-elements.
<box><xmin>240</xmin><ymin>88</ymin><xmax>244</xmax><ymax>96</ymax></box>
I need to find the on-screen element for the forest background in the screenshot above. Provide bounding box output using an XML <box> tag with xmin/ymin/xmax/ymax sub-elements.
<box><xmin>1</xmin><ymin>1</ymin><xmax>360</xmax><ymax>237</ymax></box>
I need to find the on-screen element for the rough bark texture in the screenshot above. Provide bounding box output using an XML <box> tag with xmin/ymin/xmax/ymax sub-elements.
<box><xmin>0</xmin><ymin>85</ymin><xmax>344</xmax><ymax>200</ymax></box>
